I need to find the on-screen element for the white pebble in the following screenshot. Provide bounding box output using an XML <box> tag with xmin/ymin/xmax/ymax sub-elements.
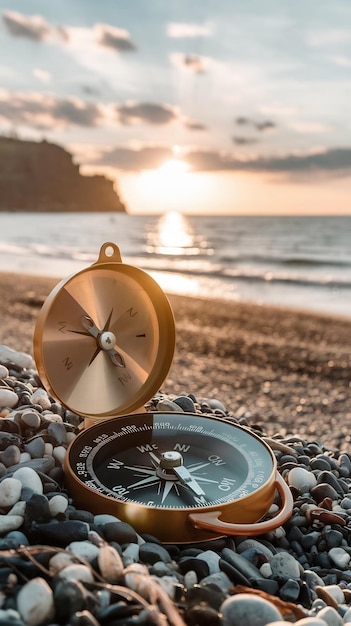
<box><xmin>44</xmin><ymin>443</ymin><xmax>53</xmax><ymax>456</ymax></box>
<box><xmin>0</xmin><ymin>345</ymin><xmax>35</xmax><ymax>369</ymax></box>
<box><xmin>16</xmin><ymin>577</ymin><xmax>54</xmax><ymax>626</ymax></box>
<box><xmin>12</xmin><ymin>467</ymin><xmax>43</xmax><ymax>494</ymax></box>
<box><xmin>0</xmin><ymin>514</ymin><xmax>24</xmax><ymax>533</ymax></box>
<box><xmin>0</xmin><ymin>388</ymin><xmax>19</xmax><ymax>408</ymax></box>
<box><xmin>67</xmin><ymin>541</ymin><xmax>99</xmax><ymax>562</ymax></box>
<box><xmin>58</xmin><ymin>563</ymin><xmax>94</xmax><ymax>583</ymax></box>
<box><xmin>49</xmin><ymin>552</ymin><xmax>75</xmax><ymax>575</ymax></box>
<box><xmin>52</xmin><ymin>445</ymin><xmax>66</xmax><ymax>466</ymax></box>
<box><xmin>0</xmin><ymin>477</ymin><xmax>22</xmax><ymax>508</ymax></box>
<box><xmin>48</xmin><ymin>495</ymin><xmax>68</xmax><ymax>516</ymax></box>
<box><xmin>8</xmin><ymin>501</ymin><xmax>26</xmax><ymax>516</ymax></box>
<box><xmin>328</xmin><ymin>547</ymin><xmax>350</xmax><ymax>569</ymax></box>
<box><xmin>323</xmin><ymin>585</ymin><xmax>345</xmax><ymax>604</ymax></box>
<box><xmin>260</xmin><ymin>562</ymin><xmax>272</xmax><ymax>578</ymax></box>
<box><xmin>0</xmin><ymin>364</ymin><xmax>9</xmax><ymax>379</ymax></box>
<box><xmin>19</xmin><ymin>452</ymin><xmax>32</xmax><ymax>463</ymax></box>
<box><xmin>30</xmin><ymin>388</ymin><xmax>51</xmax><ymax>410</ymax></box>
<box><xmin>287</xmin><ymin>467</ymin><xmax>317</xmax><ymax>492</ymax></box>
<box><xmin>317</xmin><ymin>606</ymin><xmax>344</xmax><ymax>626</ymax></box>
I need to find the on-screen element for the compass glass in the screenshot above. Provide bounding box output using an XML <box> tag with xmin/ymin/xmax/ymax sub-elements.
<box><xmin>68</xmin><ymin>413</ymin><xmax>274</xmax><ymax>511</ymax></box>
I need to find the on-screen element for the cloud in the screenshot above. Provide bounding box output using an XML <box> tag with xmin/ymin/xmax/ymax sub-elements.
<box><xmin>116</xmin><ymin>102</ymin><xmax>177</xmax><ymax>125</ymax></box>
<box><xmin>184</xmin><ymin>120</ymin><xmax>207</xmax><ymax>131</ymax></box>
<box><xmin>0</xmin><ymin>91</ymin><xmax>105</xmax><ymax>128</ymax></box>
<box><xmin>170</xmin><ymin>53</ymin><xmax>209</xmax><ymax>73</ymax></box>
<box><xmin>167</xmin><ymin>22</ymin><xmax>213</xmax><ymax>38</ymax></box>
<box><xmin>93</xmin><ymin>23</ymin><xmax>136</xmax><ymax>52</ymax></box>
<box><xmin>185</xmin><ymin>147</ymin><xmax>351</xmax><ymax>175</ymax></box>
<box><xmin>85</xmin><ymin>142</ymin><xmax>351</xmax><ymax>177</ymax></box>
<box><xmin>0</xmin><ymin>90</ymin><xmax>201</xmax><ymax>131</ymax></box>
<box><xmin>234</xmin><ymin>116</ymin><xmax>276</xmax><ymax>132</ymax></box>
<box><xmin>93</xmin><ymin>145</ymin><xmax>174</xmax><ymax>170</ymax></box>
<box><xmin>232</xmin><ymin>136</ymin><xmax>259</xmax><ymax>145</ymax></box>
<box><xmin>2</xmin><ymin>10</ymin><xmax>68</xmax><ymax>42</ymax></box>
<box><xmin>256</xmin><ymin>121</ymin><xmax>276</xmax><ymax>132</ymax></box>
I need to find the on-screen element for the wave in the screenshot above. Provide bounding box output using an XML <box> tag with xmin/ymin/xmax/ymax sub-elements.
<box><xmin>219</xmin><ymin>253</ymin><xmax>351</xmax><ymax>269</ymax></box>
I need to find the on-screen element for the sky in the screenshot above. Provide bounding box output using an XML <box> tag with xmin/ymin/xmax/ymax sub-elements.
<box><xmin>1</xmin><ymin>1</ymin><xmax>351</xmax><ymax>215</ymax></box>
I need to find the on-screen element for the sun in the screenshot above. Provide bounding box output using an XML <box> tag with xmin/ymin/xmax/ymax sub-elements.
<box><xmin>117</xmin><ymin>155</ymin><xmax>221</xmax><ymax>214</ymax></box>
<box><xmin>136</xmin><ymin>158</ymin><xmax>196</xmax><ymax>211</ymax></box>
<box><xmin>157</xmin><ymin>159</ymin><xmax>190</xmax><ymax>175</ymax></box>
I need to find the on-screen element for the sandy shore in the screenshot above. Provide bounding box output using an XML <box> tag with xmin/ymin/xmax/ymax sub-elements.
<box><xmin>0</xmin><ymin>271</ymin><xmax>351</xmax><ymax>448</ymax></box>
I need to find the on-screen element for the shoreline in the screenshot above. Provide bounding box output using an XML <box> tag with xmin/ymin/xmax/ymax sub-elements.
<box><xmin>1</xmin><ymin>270</ymin><xmax>351</xmax><ymax>447</ymax></box>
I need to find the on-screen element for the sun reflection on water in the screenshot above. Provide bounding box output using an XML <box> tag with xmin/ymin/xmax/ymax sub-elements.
<box><xmin>146</xmin><ymin>211</ymin><xmax>211</xmax><ymax>256</ymax></box>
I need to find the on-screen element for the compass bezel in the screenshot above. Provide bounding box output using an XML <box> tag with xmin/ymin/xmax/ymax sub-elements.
<box><xmin>64</xmin><ymin>411</ymin><xmax>291</xmax><ymax>543</ymax></box>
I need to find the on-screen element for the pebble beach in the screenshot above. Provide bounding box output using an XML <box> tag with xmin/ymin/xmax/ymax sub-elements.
<box><xmin>1</xmin><ymin>271</ymin><xmax>351</xmax><ymax>625</ymax></box>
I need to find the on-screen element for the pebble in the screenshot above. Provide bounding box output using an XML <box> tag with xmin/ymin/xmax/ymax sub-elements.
<box><xmin>4</xmin><ymin>345</ymin><xmax>351</xmax><ymax>625</ymax></box>
<box><xmin>0</xmin><ymin>364</ymin><xmax>9</xmax><ymax>379</ymax></box>
<box><xmin>12</xmin><ymin>467</ymin><xmax>43</xmax><ymax>494</ymax></box>
<box><xmin>220</xmin><ymin>593</ymin><xmax>282</xmax><ymax>625</ymax></box>
<box><xmin>0</xmin><ymin>388</ymin><xmax>19</xmax><ymax>408</ymax></box>
<box><xmin>0</xmin><ymin>477</ymin><xmax>22</xmax><ymax>508</ymax></box>
<box><xmin>16</xmin><ymin>577</ymin><xmax>54</xmax><ymax>626</ymax></box>
<box><xmin>288</xmin><ymin>466</ymin><xmax>317</xmax><ymax>492</ymax></box>
<box><xmin>0</xmin><ymin>345</ymin><xmax>35</xmax><ymax>369</ymax></box>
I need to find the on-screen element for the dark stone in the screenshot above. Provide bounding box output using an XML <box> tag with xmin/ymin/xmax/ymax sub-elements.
<box><xmin>178</xmin><ymin>557</ymin><xmax>210</xmax><ymax>580</ymax></box>
<box><xmin>173</xmin><ymin>396</ymin><xmax>196</xmax><ymax>412</ymax></box>
<box><xmin>186</xmin><ymin>605</ymin><xmax>221</xmax><ymax>626</ymax></box>
<box><xmin>24</xmin><ymin>493</ymin><xmax>51</xmax><ymax>527</ymax></box>
<box><xmin>279</xmin><ymin>578</ymin><xmax>300</xmax><ymax>602</ymax></box>
<box><xmin>185</xmin><ymin>584</ymin><xmax>226</xmax><ymax>610</ymax></box>
<box><xmin>220</xmin><ymin>548</ymin><xmax>264</xmax><ymax>582</ymax></box>
<box><xmin>30</xmin><ymin>520</ymin><xmax>89</xmax><ymax>546</ymax></box>
<box><xmin>0</xmin><ymin>432</ymin><xmax>22</xmax><ymax>450</ymax></box>
<box><xmin>139</xmin><ymin>542</ymin><xmax>172</xmax><ymax>565</ymax></box>
<box><xmin>54</xmin><ymin>580</ymin><xmax>88</xmax><ymax>622</ymax></box>
<box><xmin>101</xmin><ymin>521</ymin><xmax>138</xmax><ymax>545</ymax></box>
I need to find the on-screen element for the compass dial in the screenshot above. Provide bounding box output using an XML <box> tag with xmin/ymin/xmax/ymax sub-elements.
<box><xmin>86</xmin><ymin>414</ymin><xmax>272</xmax><ymax>509</ymax></box>
<box><xmin>33</xmin><ymin>243</ymin><xmax>175</xmax><ymax>419</ymax></box>
<box><xmin>64</xmin><ymin>412</ymin><xmax>293</xmax><ymax>542</ymax></box>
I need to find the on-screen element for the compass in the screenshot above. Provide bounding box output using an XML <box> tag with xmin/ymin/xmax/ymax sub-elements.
<box><xmin>33</xmin><ymin>242</ymin><xmax>175</xmax><ymax>423</ymax></box>
<box><xmin>33</xmin><ymin>242</ymin><xmax>293</xmax><ymax>543</ymax></box>
<box><xmin>64</xmin><ymin>411</ymin><xmax>293</xmax><ymax>543</ymax></box>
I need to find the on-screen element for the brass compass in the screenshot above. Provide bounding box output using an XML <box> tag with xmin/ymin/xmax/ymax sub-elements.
<box><xmin>33</xmin><ymin>242</ymin><xmax>175</xmax><ymax>422</ymax></box>
<box><xmin>34</xmin><ymin>242</ymin><xmax>293</xmax><ymax>543</ymax></box>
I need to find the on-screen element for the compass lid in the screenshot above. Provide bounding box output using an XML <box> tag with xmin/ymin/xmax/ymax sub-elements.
<box><xmin>33</xmin><ymin>243</ymin><xmax>176</xmax><ymax>423</ymax></box>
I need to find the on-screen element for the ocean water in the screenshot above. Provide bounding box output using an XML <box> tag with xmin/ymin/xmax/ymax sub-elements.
<box><xmin>0</xmin><ymin>211</ymin><xmax>350</xmax><ymax>318</ymax></box>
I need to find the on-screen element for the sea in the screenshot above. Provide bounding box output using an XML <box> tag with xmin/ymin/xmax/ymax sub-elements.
<box><xmin>0</xmin><ymin>211</ymin><xmax>350</xmax><ymax>319</ymax></box>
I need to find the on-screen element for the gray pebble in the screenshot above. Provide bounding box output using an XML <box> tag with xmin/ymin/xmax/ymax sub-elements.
<box><xmin>173</xmin><ymin>395</ymin><xmax>196</xmax><ymax>412</ymax></box>
<box><xmin>139</xmin><ymin>542</ymin><xmax>172</xmax><ymax>565</ymax></box>
<box><xmin>156</xmin><ymin>399</ymin><xmax>183</xmax><ymax>412</ymax></box>
<box><xmin>270</xmin><ymin>553</ymin><xmax>301</xmax><ymax>580</ymax></box>
<box><xmin>221</xmin><ymin>593</ymin><xmax>282</xmax><ymax>626</ymax></box>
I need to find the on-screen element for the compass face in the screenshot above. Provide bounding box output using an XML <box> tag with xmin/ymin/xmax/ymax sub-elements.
<box><xmin>33</xmin><ymin>248</ymin><xmax>175</xmax><ymax>419</ymax></box>
<box><xmin>66</xmin><ymin>412</ymin><xmax>274</xmax><ymax>511</ymax></box>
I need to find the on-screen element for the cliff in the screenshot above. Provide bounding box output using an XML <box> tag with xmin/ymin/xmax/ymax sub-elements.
<box><xmin>0</xmin><ymin>136</ymin><xmax>126</xmax><ymax>212</ymax></box>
